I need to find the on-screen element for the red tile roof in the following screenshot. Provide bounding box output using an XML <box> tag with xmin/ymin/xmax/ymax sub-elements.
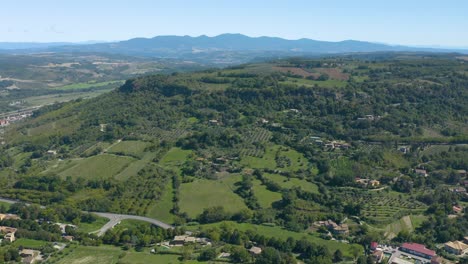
<box><xmin>401</xmin><ymin>243</ymin><xmax>436</xmax><ymax>257</ymax></box>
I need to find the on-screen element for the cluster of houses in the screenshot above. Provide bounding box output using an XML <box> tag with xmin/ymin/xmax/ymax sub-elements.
<box><xmin>0</xmin><ymin>111</ymin><xmax>33</xmax><ymax>127</ymax></box>
<box><xmin>312</xmin><ymin>219</ymin><xmax>349</xmax><ymax>236</ymax></box>
<box><xmin>370</xmin><ymin>239</ymin><xmax>468</xmax><ymax>264</ymax></box>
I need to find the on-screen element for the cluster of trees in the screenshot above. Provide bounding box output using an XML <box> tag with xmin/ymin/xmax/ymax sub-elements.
<box><xmin>197</xmin><ymin>223</ymin><xmax>363</xmax><ymax>263</ymax></box>
<box><xmin>102</xmin><ymin>223</ymin><xmax>185</xmax><ymax>250</ymax></box>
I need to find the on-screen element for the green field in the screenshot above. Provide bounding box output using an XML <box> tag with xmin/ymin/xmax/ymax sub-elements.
<box><xmin>120</xmin><ymin>250</ymin><xmax>204</xmax><ymax>264</ymax></box>
<box><xmin>241</xmin><ymin>144</ymin><xmax>308</xmax><ymax>172</ymax></box>
<box><xmin>58</xmin><ymin>154</ymin><xmax>135</xmax><ymax>179</ymax></box>
<box><xmin>159</xmin><ymin>147</ymin><xmax>193</xmax><ymax>175</ymax></box>
<box><xmin>179</xmin><ymin>175</ymin><xmax>248</xmax><ymax>218</ymax></box>
<box><xmin>113</xmin><ymin>152</ymin><xmax>156</xmax><ymax>181</ymax></box>
<box><xmin>14</xmin><ymin>238</ymin><xmax>48</xmax><ymax>249</ymax></box>
<box><xmin>107</xmin><ymin>140</ymin><xmax>149</xmax><ymax>157</ymax></box>
<box><xmin>264</xmin><ymin>173</ymin><xmax>319</xmax><ymax>193</ymax></box>
<box><xmin>54</xmin><ymin>80</ymin><xmax>124</xmax><ymax>90</ymax></box>
<box><xmin>55</xmin><ymin>245</ymin><xmax>121</xmax><ymax>264</ymax></box>
<box><xmin>146</xmin><ymin>181</ymin><xmax>175</xmax><ymax>223</ymax></box>
<box><xmin>383</xmin><ymin>215</ymin><xmax>427</xmax><ymax>239</ymax></box>
<box><xmin>252</xmin><ymin>179</ymin><xmax>282</xmax><ymax>208</ymax></box>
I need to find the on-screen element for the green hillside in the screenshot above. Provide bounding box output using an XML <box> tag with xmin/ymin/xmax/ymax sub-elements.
<box><xmin>1</xmin><ymin>54</ymin><xmax>467</xmax><ymax>263</ymax></box>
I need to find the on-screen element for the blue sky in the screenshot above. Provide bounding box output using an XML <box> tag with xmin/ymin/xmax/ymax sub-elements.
<box><xmin>1</xmin><ymin>0</ymin><xmax>467</xmax><ymax>47</ymax></box>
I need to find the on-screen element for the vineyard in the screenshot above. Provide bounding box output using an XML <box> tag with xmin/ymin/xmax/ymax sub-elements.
<box><xmin>338</xmin><ymin>189</ymin><xmax>427</xmax><ymax>226</ymax></box>
<box><xmin>239</xmin><ymin>127</ymin><xmax>272</xmax><ymax>157</ymax></box>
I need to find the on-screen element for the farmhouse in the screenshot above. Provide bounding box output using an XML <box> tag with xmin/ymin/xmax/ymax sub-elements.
<box><xmin>451</xmin><ymin>187</ymin><xmax>466</xmax><ymax>193</ymax></box>
<box><xmin>171</xmin><ymin>235</ymin><xmax>197</xmax><ymax>246</ymax></box>
<box><xmin>313</xmin><ymin>220</ymin><xmax>349</xmax><ymax>235</ymax></box>
<box><xmin>46</xmin><ymin>150</ymin><xmax>57</xmax><ymax>156</ymax></box>
<box><xmin>456</xmin><ymin>169</ymin><xmax>467</xmax><ymax>177</ymax></box>
<box><xmin>400</xmin><ymin>242</ymin><xmax>436</xmax><ymax>260</ymax></box>
<box><xmin>414</xmin><ymin>169</ymin><xmax>428</xmax><ymax>177</ymax></box>
<box><xmin>444</xmin><ymin>240</ymin><xmax>468</xmax><ymax>255</ymax></box>
<box><xmin>20</xmin><ymin>249</ymin><xmax>40</xmax><ymax>264</ymax></box>
<box><xmin>0</xmin><ymin>213</ymin><xmax>20</xmax><ymax>220</ymax></box>
<box><xmin>0</xmin><ymin>119</ymin><xmax>9</xmax><ymax>127</ymax></box>
<box><xmin>249</xmin><ymin>246</ymin><xmax>262</xmax><ymax>255</ymax></box>
<box><xmin>452</xmin><ymin>205</ymin><xmax>463</xmax><ymax>214</ymax></box>
<box><xmin>332</xmin><ymin>223</ymin><xmax>349</xmax><ymax>235</ymax></box>
<box><xmin>0</xmin><ymin>226</ymin><xmax>17</xmax><ymax>242</ymax></box>
<box><xmin>399</xmin><ymin>146</ymin><xmax>410</xmax><ymax>154</ymax></box>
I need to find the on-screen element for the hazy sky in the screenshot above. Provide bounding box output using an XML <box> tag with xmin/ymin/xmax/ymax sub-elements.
<box><xmin>1</xmin><ymin>0</ymin><xmax>467</xmax><ymax>47</ymax></box>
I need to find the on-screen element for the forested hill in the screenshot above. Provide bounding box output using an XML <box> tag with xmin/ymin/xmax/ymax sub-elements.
<box><xmin>0</xmin><ymin>54</ymin><xmax>467</xmax><ymax>262</ymax></box>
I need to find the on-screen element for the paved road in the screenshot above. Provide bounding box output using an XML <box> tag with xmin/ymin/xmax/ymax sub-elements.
<box><xmin>0</xmin><ymin>197</ymin><xmax>173</xmax><ymax>236</ymax></box>
<box><xmin>91</xmin><ymin>212</ymin><xmax>173</xmax><ymax>236</ymax></box>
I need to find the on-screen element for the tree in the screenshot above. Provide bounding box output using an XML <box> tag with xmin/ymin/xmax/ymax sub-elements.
<box><xmin>198</xmin><ymin>248</ymin><xmax>217</xmax><ymax>261</ymax></box>
<box><xmin>231</xmin><ymin>246</ymin><xmax>250</xmax><ymax>263</ymax></box>
<box><xmin>333</xmin><ymin>249</ymin><xmax>343</xmax><ymax>263</ymax></box>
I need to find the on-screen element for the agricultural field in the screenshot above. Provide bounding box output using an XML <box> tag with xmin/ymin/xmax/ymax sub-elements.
<box><xmin>159</xmin><ymin>147</ymin><xmax>193</xmax><ymax>175</ymax></box>
<box><xmin>263</xmin><ymin>173</ymin><xmax>319</xmax><ymax>193</ymax></box>
<box><xmin>146</xmin><ymin>181</ymin><xmax>175</xmax><ymax>223</ymax></box>
<box><xmin>252</xmin><ymin>179</ymin><xmax>282</xmax><ymax>208</ymax></box>
<box><xmin>58</xmin><ymin>154</ymin><xmax>135</xmax><ymax>180</ymax></box>
<box><xmin>54</xmin><ymin>245</ymin><xmax>122</xmax><ymax>264</ymax></box>
<box><xmin>383</xmin><ymin>215</ymin><xmax>427</xmax><ymax>239</ymax></box>
<box><xmin>179</xmin><ymin>175</ymin><xmax>248</xmax><ymax>218</ymax></box>
<box><xmin>240</xmin><ymin>144</ymin><xmax>309</xmax><ymax>172</ymax></box>
<box><xmin>14</xmin><ymin>238</ymin><xmax>48</xmax><ymax>249</ymax></box>
<box><xmin>106</xmin><ymin>140</ymin><xmax>150</xmax><ymax>158</ymax></box>
<box><xmin>343</xmin><ymin>190</ymin><xmax>428</xmax><ymax>226</ymax></box>
<box><xmin>120</xmin><ymin>251</ymin><xmax>201</xmax><ymax>264</ymax></box>
<box><xmin>54</xmin><ymin>80</ymin><xmax>124</xmax><ymax>91</ymax></box>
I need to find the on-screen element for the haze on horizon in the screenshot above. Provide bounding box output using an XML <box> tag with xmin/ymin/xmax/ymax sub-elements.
<box><xmin>1</xmin><ymin>0</ymin><xmax>467</xmax><ymax>48</ymax></box>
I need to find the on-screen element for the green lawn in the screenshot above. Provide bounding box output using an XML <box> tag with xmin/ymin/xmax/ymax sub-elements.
<box><xmin>0</xmin><ymin>201</ymin><xmax>11</xmax><ymax>211</ymax></box>
<box><xmin>192</xmin><ymin>221</ymin><xmax>361</xmax><ymax>258</ymax></box>
<box><xmin>264</xmin><ymin>173</ymin><xmax>319</xmax><ymax>193</ymax></box>
<box><xmin>15</xmin><ymin>238</ymin><xmax>48</xmax><ymax>249</ymax></box>
<box><xmin>58</xmin><ymin>154</ymin><xmax>135</xmax><ymax>180</ymax></box>
<box><xmin>107</xmin><ymin>140</ymin><xmax>149</xmax><ymax>157</ymax></box>
<box><xmin>252</xmin><ymin>179</ymin><xmax>282</xmax><ymax>208</ymax></box>
<box><xmin>179</xmin><ymin>175</ymin><xmax>248</xmax><ymax>218</ymax></box>
<box><xmin>55</xmin><ymin>245</ymin><xmax>121</xmax><ymax>264</ymax></box>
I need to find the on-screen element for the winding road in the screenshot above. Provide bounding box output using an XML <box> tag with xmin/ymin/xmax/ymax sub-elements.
<box><xmin>0</xmin><ymin>197</ymin><xmax>173</xmax><ymax>236</ymax></box>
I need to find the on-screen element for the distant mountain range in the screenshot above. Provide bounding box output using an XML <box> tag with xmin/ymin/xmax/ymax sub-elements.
<box><xmin>1</xmin><ymin>34</ymin><xmax>467</xmax><ymax>64</ymax></box>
